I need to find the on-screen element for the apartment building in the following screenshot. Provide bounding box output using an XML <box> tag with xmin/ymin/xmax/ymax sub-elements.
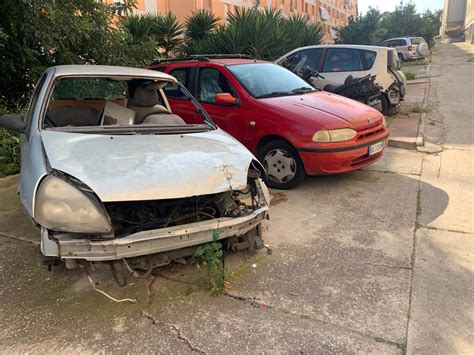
<box><xmin>440</xmin><ymin>0</ymin><xmax>474</xmax><ymax>43</ymax></box>
<box><xmin>122</xmin><ymin>0</ymin><xmax>358</xmax><ymax>43</ymax></box>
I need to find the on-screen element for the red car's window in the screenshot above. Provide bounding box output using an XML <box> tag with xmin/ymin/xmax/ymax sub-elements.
<box><xmin>197</xmin><ymin>68</ymin><xmax>236</xmax><ymax>104</ymax></box>
<box><xmin>164</xmin><ymin>67</ymin><xmax>191</xmax><ymax>99</ymax></box>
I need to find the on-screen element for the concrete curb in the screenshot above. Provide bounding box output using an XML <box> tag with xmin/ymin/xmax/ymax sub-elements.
<box><xmin>388</xmin><ymin>138</ymin><xmax>417</xmax><ymax>150</ymax></box>
<box><xmin>416</xmin><ymin>63</ymin><xmax>431</xmax><ymax>149</ymax></box>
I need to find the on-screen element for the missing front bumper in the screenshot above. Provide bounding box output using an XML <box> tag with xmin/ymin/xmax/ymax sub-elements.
<box><xmin>41</xmin><ymin>207</ymin><xmax>268</xmax><ymax>261</ymax></box>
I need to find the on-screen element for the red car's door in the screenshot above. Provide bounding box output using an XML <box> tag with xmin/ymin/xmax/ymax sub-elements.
<box><xmin>194</xmin><ymin>67</ymin><xmax>254</xmax><ymax>149</ymax></box>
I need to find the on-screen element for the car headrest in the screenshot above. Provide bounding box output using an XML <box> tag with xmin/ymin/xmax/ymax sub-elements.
<box><xmin>134</xmin><ymin>86</ymin><xmax>159</xmax><ymax>107</ymax></box>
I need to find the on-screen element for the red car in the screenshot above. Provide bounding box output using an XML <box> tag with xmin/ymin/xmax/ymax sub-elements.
<box><xmin>149</xmin><ymin>55</ymin><xmax>389</xmax><ymax>189</ymax></box>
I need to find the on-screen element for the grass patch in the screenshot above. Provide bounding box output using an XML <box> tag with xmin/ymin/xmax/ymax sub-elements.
<box><xmin>410</xmin><ymin>103</ymin><xmax>432</xmax><ymax>114</ymax></box>
<box><xmin>402</xmin><ymin>59</ymin><xmax>429</xmax><ymax>67</ymax></box>
<box><xmin>374</xmin><ymin>337</ymin><xmax>407</xmax><ymax>354</ymax></box>
<box><xmin>415</xmin><ymin>182</ymin><xmax>422</xmax><ymax>231</ymax></box>
<box><xmin>404</xmin><ymin>71</ymin><xmax>416</xmax><ymax>80</ymax></box>
<box><xmin>398</xmin><ymin>103</ymin><xmax>432</xmax><ymax>115</ymax></box>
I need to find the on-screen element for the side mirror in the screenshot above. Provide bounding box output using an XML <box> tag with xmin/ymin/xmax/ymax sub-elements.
<box><xmin>215</xmin><ymin>93</ymin><xmax>238</xmax><ymax>106</ymax></box>
<box><xmin>0</xmin><ymin>114</ymin><xmax>27</xmax><ymax>134</ymax></box>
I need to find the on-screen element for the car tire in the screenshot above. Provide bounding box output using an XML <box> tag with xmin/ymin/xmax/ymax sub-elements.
<box><xmin>382</xmin><ymin>94</ymin><xmax>399</xmax><ymax>115</ymax></box>
<box><xmin>381</xmin><ymin>94</ymin><xmax>390</xmax><ymax>114</ymax></box>
<box><xmin>257</xmin><ymin>140</ymin><xmax>306</xmax><ymax>190</ymax></box>
<box><xmin>398</xmin><ymin>53</ymin><xmax>404</xmax><ymax>62</ymax></box>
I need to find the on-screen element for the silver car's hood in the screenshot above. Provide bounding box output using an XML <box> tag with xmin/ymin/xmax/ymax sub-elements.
<box><xmin>41</xmin><ymin>129</ymin><xmax>254</xmax><ymax>202</ymax></box>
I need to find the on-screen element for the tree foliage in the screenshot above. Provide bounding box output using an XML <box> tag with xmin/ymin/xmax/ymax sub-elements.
<box><xmin>182</xmin><ymin>8</ymin><xmax>324</xmax><ymax>60</ymax></box>
<box><xmin>336</xmin><ymin>2</ymin><xmax>442</xmax><ymax>47</ymax></box>
<box><xmin>120</xmin><ymin>13</ymin><xmax>184</xmax><ymax>57</ymax></box>
<box><xmin>0</xmin><ymin>3</ymin><xmax>323</xmax><ymax>109</ymax></box>
<box><xmin>0</xmin><ymin>0</ymin><xmax>152</xmax><ymax>109</ymax></box>
<box><xmin>336</xmin><ymin>8</ymin><xmax>386</xmax><ymax>45</ymax></box>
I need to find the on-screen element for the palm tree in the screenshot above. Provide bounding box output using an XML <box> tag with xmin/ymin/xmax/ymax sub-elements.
<box><xmin>154</xmin><ymin>12</ymin><xmax>184</xmax><ymax>56</ymax></box>
<box><xmin>185</xmin><ymin>9</ymin><xmax>220</xmax><ymax>41</ymax></box>
<box><xmin>181</xmin><ymin>7</ymin><xmax>323</xmax><ymax>60</ymax></box>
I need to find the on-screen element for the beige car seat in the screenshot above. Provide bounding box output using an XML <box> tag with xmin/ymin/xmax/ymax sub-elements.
<box><xmin>128</xmin><ymin>86</ymin><xmax>178</xmax><ymax>124</ymax></box>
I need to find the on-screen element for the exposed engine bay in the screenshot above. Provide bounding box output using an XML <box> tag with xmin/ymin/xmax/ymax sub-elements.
<box><xmin>104</xmin><ymin>184</ymin><xmax>264</xmax><ymax>238</ymax></box>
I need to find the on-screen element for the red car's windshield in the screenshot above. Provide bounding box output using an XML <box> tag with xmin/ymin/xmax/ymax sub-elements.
<box><xmin>227</xmin><ymin>63</ymin><xmax>315</xmax><ymax>99</ymax></box>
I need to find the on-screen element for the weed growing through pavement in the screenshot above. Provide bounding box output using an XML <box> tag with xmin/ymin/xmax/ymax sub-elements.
<box><xmin>410</xmin><ymin>103</ymin><xmax>432</xmax><ymax>114</ymax></box>
<box><xmin>192</xmin><ymin>229</ymin><xmax>229</xmax><ymax>295</ymax></box>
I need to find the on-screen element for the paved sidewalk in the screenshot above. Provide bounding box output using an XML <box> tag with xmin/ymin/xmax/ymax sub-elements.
<box><xmin>388</xmin><ymin>78</ymin><xmax>428</xmax><ymax>150</ymax></box>
<box><xmin>406</xmin><ymin>41</ymin><xmax>474</xmax><ymax>354</ymax></box>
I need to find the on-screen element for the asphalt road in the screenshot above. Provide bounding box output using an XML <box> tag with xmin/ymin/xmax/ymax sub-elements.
<box><xmin>0</xmin><ymin>42</ymin><xmax>472</xmax><ymax>354</ymax></box>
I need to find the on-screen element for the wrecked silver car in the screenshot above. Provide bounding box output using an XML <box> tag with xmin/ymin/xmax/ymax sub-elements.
<box><xmin>0</xmin><ymin>65</ymin><xmax>269</xmax><ymax>272</ymax></box>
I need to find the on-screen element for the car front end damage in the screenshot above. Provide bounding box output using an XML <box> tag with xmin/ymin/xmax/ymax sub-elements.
<box><xmin>39</xmin><ymin>170</ymin><xmax>269</xmax><ymax>270</ymax></box>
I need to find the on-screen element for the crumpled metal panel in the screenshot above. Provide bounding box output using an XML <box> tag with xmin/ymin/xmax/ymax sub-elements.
<box><xmin>40</xmin><ymin>129</ymin><xmax>255</xmax><ymax>202</ymax></box>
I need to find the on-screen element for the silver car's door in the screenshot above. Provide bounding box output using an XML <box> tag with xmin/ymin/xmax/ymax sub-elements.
<box><xmin>18</xmin><ymin>73</ymin><xmax>50</xmax><ymax>217</ymax></box>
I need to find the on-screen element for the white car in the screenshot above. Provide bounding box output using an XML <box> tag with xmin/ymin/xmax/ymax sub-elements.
<box><xmin>0</xmin><ymin>65</ymin><xmax>269</xmax><ymax>275</ymax></box>
<box><xmin>381</xmin><ymin>37</ymin><xmax>429</xmax><ymax>61</ymax></box>
<box><xmin>276</xmin><ymin>45</ymin><xmax>407</xmax><ymax>112</ymax></box>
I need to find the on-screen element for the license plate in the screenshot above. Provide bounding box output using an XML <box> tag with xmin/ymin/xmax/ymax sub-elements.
<box><xmin>369</xmin><ymin>141</ymin><xmax>384</xmax><ymax>156</ymax></box>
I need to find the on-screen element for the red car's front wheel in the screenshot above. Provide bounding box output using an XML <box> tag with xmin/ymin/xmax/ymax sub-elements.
<box><xmin>258</xmin><ymin>140</ymin><xmax>306</xmax><ymax>189</ymax></box>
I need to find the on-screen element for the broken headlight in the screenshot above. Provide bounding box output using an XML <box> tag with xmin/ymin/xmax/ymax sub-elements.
<box><xmin>34</xmin><ymin>175</ymin><xmax>112</xmax><ymax>234</ymax></box>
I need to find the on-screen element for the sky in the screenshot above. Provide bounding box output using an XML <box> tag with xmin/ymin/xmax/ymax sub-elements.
<box><xmin>358</xmin><ymin>0</ymin><xmax>444</xmax><ymax>15</ymax></box>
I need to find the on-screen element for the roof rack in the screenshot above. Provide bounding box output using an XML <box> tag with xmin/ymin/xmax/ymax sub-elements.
<box><xmin>151</xmin><ymin>54</ymin><xmax>254</xmax><ymax>65</ymax></box>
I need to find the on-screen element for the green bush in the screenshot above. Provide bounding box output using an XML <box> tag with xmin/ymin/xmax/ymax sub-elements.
<box><xmin>0</xmin><ymin>105</ymin><xmax>25</xmax><ymax>177</ymax></box>
<box><xmin>0</xmin><ymin>128</ymin><xmax>20</xmax><ymax>178</ymax></box>
<box><xmin>0</xmin><ymin>0</ymin><xmax>154</xmax><ymax>110</ymax></box>
<box><xmin>181</xmin><ymin>8</ymin><xmax>324</xmax><ymax>60</ymax></box>
<box><xmin>337</xmin><ymin>4</ymin><xmax>442</xmax><ymax>48</ymax></box>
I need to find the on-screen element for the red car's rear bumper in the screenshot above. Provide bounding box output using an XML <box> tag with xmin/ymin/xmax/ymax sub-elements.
<box><xmin>297</xmin><ymin>134</ymin><xmax>389</xmax><ymax>175</ymax></box>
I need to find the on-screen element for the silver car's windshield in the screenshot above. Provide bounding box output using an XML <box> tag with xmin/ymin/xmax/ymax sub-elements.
<box><xmin>227</xmin><ymin>63</ymin><xmax>315</xmax><ymax>99</ymax></box>
<box><xmin>43</xmin><ymin>77</ymin><xmax>215</xmax><ymax>134</ymax></box>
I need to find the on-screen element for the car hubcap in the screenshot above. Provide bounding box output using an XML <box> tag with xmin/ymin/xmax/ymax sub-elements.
<box><xmin>263</xmin><ymin>149</ymin><xmax>296</xmax><ymax>184</ymax></box>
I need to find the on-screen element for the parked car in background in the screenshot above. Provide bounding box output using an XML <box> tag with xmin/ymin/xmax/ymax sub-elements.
<box><xmin>0</xmin><ymin>65</ymin><xmax>270</xmax><ymax>276</ymax></box>
<box><xmin>150</xmin><ymin>56</ymin><xmax>389</xmax><ymax>190</ymax></box>
<box><xmin>381</xmin><ymin>37</ymin><xmax>429</xmax><ymax>61</ymax></box>
<box><xmin>276</xmin><ymin>45</ymin><xmax>407</xmax><ymax>113</ymax></box>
